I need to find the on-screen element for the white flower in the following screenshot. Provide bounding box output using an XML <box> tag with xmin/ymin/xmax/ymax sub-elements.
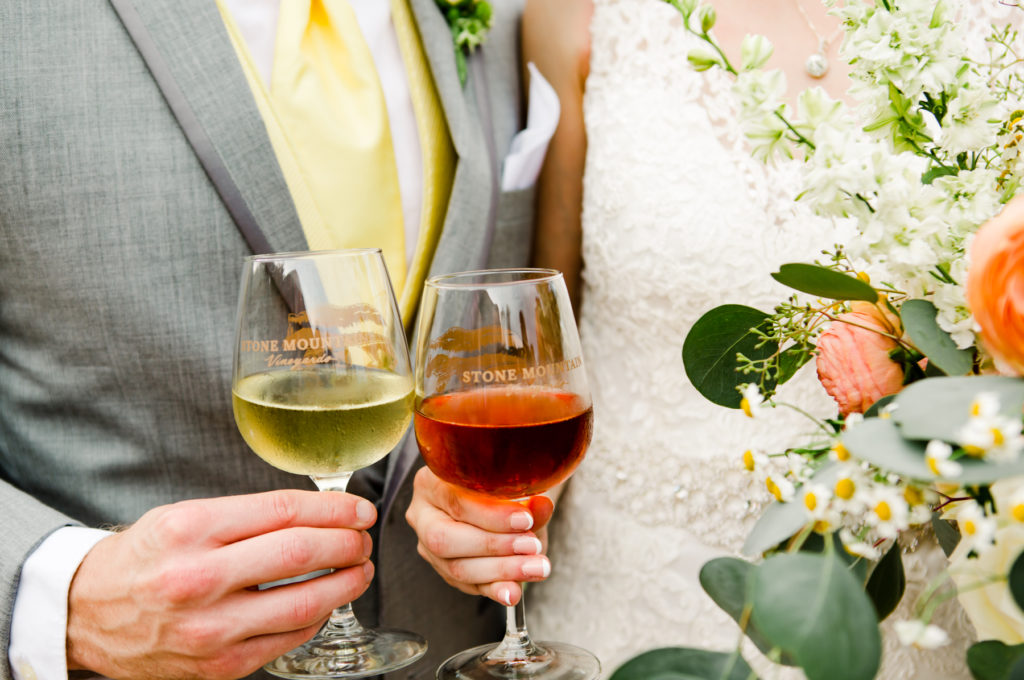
<box><xmin>894</xmin><ymin>620</ymin><xmax>950</xmax><ymax>649</ymax></box>
<box><xmin>740</xmin><ymin>34</ymin><xmax>773</xmax><ymax>71</ymax></box>
<box><xmin>741</xmin><ymin>448</ymin><xmax>769</xmax><ymax>472</ymax></box>
<box><xmin>925</xmin><ymin>440</ymin><xmax>963</xmax><ymax>478</ymax></box>
<box><xmin>863</xmin><ymin>486</ymin><xmax>910</xmax><ymax>539</ymax></box>
<box><xmin>765</xmin><ymin>474</ymin><xmax>796</xmax><ymax>503</ymax></box>
<box><xmin>957</xmin><ymin>392</ymin><xmax>1024</xmax><ymax>463</ymax></box>
<box><xmin>839</xmin><ymin>527</ymin><xmax>881</xmax><ymax>560</ymax></box>
<box><xmin>954</xmin><ymin>500</ymin><xmax>997</xmax><ymax>554</ymax></box>
<box><xmin>739</xmin><ymin>383</ymin><xmax>767</xmax><ymax>418</ymax></box>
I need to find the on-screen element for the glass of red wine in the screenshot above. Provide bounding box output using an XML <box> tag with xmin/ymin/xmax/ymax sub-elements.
<box><xmin>413</xmin><ymin>268</ymin><xmax>598</xmax><ymax>680</ymax></box>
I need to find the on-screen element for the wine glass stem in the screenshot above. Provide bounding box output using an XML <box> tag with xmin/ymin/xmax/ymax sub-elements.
<box><xmin>485</xmin><ymin>586</ymin><xmax>543</xmax><ymax>662</ymax></box>
<box><xmin>310</xmin><ymin>472</ymin><xmax>368</xmax><ymax>639</ymax></box>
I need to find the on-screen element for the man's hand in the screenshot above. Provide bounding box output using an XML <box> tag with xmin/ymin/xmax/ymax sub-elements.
<box><xmin>67</xmin><ymin>490</ymin><xmax>376</xmax><ymax>680</ymax></box>
<box><xmin>405</xmin><ymin>467</ymin><xmax>555</xmax><ymax>607</ymax></box>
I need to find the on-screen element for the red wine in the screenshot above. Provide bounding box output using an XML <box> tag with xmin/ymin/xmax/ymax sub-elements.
<box><xmin>414</xmin><ymin>386</ymin><xmax>593</xmax><ymax>498</ymax></box>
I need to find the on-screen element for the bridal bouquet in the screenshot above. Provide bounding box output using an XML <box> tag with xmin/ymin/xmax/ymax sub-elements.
<box><xmin>611</xmin><ymin>1</ymin><xmax>1024</xmax><ymax>679</ymax></box>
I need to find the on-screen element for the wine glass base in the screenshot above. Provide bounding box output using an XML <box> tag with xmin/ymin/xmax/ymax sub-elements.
<box><xmin>436</xmin><ymin>641</ymin><xmax>600</xmax><ymax>680</ymax></box>
<box><xmin>264</xmin><ymin>627</ymin><xmax>428</xmax><ymax>679</ymax></box>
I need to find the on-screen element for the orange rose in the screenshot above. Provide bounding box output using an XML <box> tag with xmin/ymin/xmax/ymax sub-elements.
<box><xmin>816</xmin><ymin>302</ymin><xmax>905</xmax><ymax>416</ymax></box>
<box><xmin>967</xmin><ymin>195</ymin><xmax>1024</xmax><ymax>376</ymax></box>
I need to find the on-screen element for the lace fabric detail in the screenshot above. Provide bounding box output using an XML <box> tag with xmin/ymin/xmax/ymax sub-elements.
<box><xmin>528</xmin><ymin>0</ymin><xmax>999</xmax><ymax>677</ymax></box>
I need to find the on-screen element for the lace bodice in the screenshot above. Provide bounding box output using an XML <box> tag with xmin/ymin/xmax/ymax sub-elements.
<box><xmin>527</xmin><ymin>0</ymin><xmax>1007</xmax><ymax>677</ymax></box>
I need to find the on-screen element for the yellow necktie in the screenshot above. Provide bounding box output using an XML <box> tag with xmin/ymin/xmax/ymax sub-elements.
<box><xmin>271</xmin><ymin>0</ymin><xmax>407</xmax><ymax>292</ymax></box>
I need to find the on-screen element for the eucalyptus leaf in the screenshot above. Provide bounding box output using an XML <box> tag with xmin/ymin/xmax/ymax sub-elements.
<box><xmin>609</xmin><ymin>648</ymin><xmax>756</xmax><ymax>680</ymax></box>
<box><xmin>891</xmin><ymin>376</ymin><xmax>1024</xmax><ymax>443</ymax></box>
<box><xmin>770</xmin><ymin>264</ymin><xmax>878</xmax><ymax>302</ymax></box>
<box><xmin>699</xmin><ymin>558</ymin><xmax>796</xmax><ymax>666</ymax></box>
<box><xmin>899</xmin><ymin>299</ymin><xmax>973</xmax><ymax>376</ymax></box>
<box><xmin>777</xmin><ymin>344</ymin><xmax>814</xmax><ymax>385</ymax></box>
<box><xmin>842</xmin><ymin>417</ymin><xmax>1024</xmax><ymax>484</ymax></box>
<box><xmin>750</xmin><ymin>552</ymin><xmax>881</xmax><ymax>680</ymax></box>
<box><xmin>967</xmin><ymin>640</ymin><xmax>1024</xmax><ymax>680</ymax></box>
<box><xmin>864</xmin><ymin>542</ymin><xmax>905</xmax><ymax>621</ymax></box>
<box><xmin>683</xmin><ymin>305</ymin><xmax>777</xmax><ymax>408</ymax></box>
<box><xmin>1010</xmin><ymin>550</ymin><xmax>1024</xmax><ymax>615</ymax></box>
<box><xmin>931</xmin><ymin>513</ymin><xmax>961</xmax><ymax>557</ymax></box>
<box><xmin>742</xmin><ymin>464</ymin><xmax>839</xmax><ymax>556</ymax></box>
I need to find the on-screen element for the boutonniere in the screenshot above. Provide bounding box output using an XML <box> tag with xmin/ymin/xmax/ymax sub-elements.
<box><xmin>435</xmin><ymin>0</ymin><xmax>493</xmax><ymax>85</ymax></box>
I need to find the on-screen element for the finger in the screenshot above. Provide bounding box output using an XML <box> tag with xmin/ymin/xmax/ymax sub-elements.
<box><xmin>414</xmin><ymin>504</ymin><xmax>544</xmax><ymax>560</ymax></box>
<box><xmin>213</xmin><ymin>527</ymin><xmax>372</xmax><ymax>591</ymax></box>
<box><xmin>440</xmin><ymin>554</ymin><xmax>551</xmax><ymax>588</ymax></box>
<box><xmin>229</xmin><ymin>562</ymin><xmax>375</xmax><ymax>639</ymax></box>
<box><xmin>413</xmin><ymin>468</ymin><xmax>537</xmax><ymax>534</ymax></box>
<box><xmin>478</xmin><ymin>581</ymin><xmax>524</xmax><ymax>607</ymax></box>
<box><xmin>186</xmin><ymin>490</ymin><xmax>377</xmax><ymax>545</ymax></box>
<box><xmin>196</xmin><ymin>621</ymin><xmax>327</xmax><ymax>679</ymax></box>
<box><xmin>524</xmin><ymin>496</ymin><xmax>554</xmax><ymax>531</ymax></box>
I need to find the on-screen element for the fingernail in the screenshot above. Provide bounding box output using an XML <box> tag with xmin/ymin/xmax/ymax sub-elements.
<box><xmin>509</xmin><ymin>512</ymin><xmax>534</xmax><ymax>531</ymax></box>
<box><xmin>513</xmin><ymin>536</ymin><xmax>542</xmax><ymax>555</ymax></box>
<box><xmin>363</xmin><ymin>561</ymin><xmax>375</xmax><ymax>581</ymax></box>
<box><xmin>356</xmin><ymin>500</ymin><xmax>375</xmax><ymax>524</ymax></box>
<box><xmin>362</xmin><ymin>532</ymin><xmax>372</xmax><ymax>557</ymax></box>
<box><xmin>500</xmin><ymin>587</ymin><xmax>513</xmax><ymax>607</ymax></box>
<box><xmin>522</xmin><ymin>557</ymin><xmax>550</xmax><ymax>579</ymax></box>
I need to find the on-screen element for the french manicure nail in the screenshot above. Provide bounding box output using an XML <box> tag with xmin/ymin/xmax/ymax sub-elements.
<box><xmin>513</xmin><ymin>536</ymin><xmax>543</xmax><ymax>555</ymax></box>
<box><xmin>500</xmin><ymin>587</ymin><xmax>513</xmax><ymax>606</ymax></box>
<box><xmin>522</xmin><ymin>557</ymin><xmax>550</xmax><ymax>579</ymax></box>
<box><xmin>509</xmin><ymin>512</ymin><xmax>534</xmax><ymax>531</ymax></box>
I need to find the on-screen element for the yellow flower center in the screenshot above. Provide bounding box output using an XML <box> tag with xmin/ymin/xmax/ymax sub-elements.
<box><xmin>904</xmin><ymin>486</ymin><xmax>924</xmax><ymax>506</ymax></box>
<box><xmin>992</xmin><ymin>428</ymin><xmax>1006</xmax><ymax>447</ymax></box>
<box><xmin>741</xmin><ymin>398</ymin><xmax>754</xmax><ymax>418</ymax></box>
<box><xmin>963</xmin><ymin>519</ymin><xmax>977</xmax><ymax>536</ymax></box>
<box><xmin>874</xmin><ymin>501</ymin><xmax>892</xmax><ymax>522</ymax></box>
<box><xmin>832</xmin><ymin>442</ymin><xmax>850</xmax><ymax>461</ymax></box>
<box><xmin>766</xmin><ymin>477</ymin><xmax>783</xmax><ymax>501</ymax></box>
<box><xmin>742</xmin><ymin>450</ymin><xmax>756</xmax><ymax>472</ymax></box>
<box><xmin>971</xmin><ymin>400</ymin><xmax>982</xmax><ymax>417</ymax></box>
<box><xmin>964</xmin><ymin>444</ymin><xmax>986</xmax><ymax>458</ymax></box>
<box><xmin>927</xmin><ymin>456</ymin><xmax>941</xmax><ymax>476</ymax></box>
<box><xmin>813</xmin><ymin>520</ymin><xmax>831</xmax><ymax>534</ymax></box>
<box><xmin>804</xmin><ymin>492</ymin><xmax>818</xmax><ymax>512</ymax></box>
<box><xmin>1013</xmin><ymin>504</ymin><xmax>1024</xmax><ymax>523</ymax></box>
<box><xmin>835</xmin><ymin>478</ymin><xmax>855</xmax><ymax>500</ymax></box>
<box><xmin>856</xmin><ymin>271</ymin><xmax>871</xmax><ymax>284</ymax></box>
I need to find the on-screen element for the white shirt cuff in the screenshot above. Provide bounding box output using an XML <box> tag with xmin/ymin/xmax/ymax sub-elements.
<box><xmin>9</xmin><ymin>526</ymin><xmax>112</xmax><ymax>680</ymax></box>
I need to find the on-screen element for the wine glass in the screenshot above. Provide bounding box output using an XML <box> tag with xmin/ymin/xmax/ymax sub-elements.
<box><xmin>232</xmin><ymin>249</ymin><xmax>427</xmax><ymax>679</ymax></box>
<box><xmin>413</xmin><ymin>268</ymin><xmax>599</xmax><ymax>680</ymax></box>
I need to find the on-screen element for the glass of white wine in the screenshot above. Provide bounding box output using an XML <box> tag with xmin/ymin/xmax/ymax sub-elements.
<box><xmin>232</xmin><ymin>249</ymin><xmax>426</xmax><ymax>679</ymax></box>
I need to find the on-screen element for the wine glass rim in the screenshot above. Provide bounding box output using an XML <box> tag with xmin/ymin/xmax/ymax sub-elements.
<box><xmin>244</xmin><ymin>248</ymin><xmax>383</xmax><ymax>263</ymax></box>
<box><xmin>425</xmin><ymin>268</ymin><xmax>562</xmax><ymax>289</ymax></box>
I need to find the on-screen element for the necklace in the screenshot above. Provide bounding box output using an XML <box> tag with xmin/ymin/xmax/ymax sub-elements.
<box><xmin>792</xmin><ymin>0</ymin><xmax>843</xmax><ymax>78</ymax></box>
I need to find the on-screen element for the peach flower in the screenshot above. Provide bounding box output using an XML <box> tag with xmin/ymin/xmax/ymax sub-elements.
<box><xmin>967</xmin><ymin>195</ymin><xmax>1024</xmax><ymax>376</ymax></box>
<box><xmin>816</xmin><ymin>302</ymin><xmax>905</xmax><ymax>416</ymax></box>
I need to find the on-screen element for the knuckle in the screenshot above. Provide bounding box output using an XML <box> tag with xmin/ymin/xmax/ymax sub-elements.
<box><xmin>170</xmin><ymin>618</ymin><xmax>226</xmax><ymax>655</ymax></box>
<box><xmin>446</xmin><ymin>558</ymin><xmax>469</xmax><ymax>584</ymax></box>
<box><xmin>278</xmin><ymin>533</ymin><xmax>315</xmax><ymax>569</ymax></box>
<box><xmin>288</xmin><ymin>587</ymin><xmax>324</xmax><ymax>626</ymax></box>
<box><xmin>423</xmin><ymin>528</ymin><xmax>450</xmax><ymax>557</ymax></box>
<box><xmin>149</xmin><ymin>503</ymin><xmax>207</xmax><ymax>548</ymax></box>
<box><xmin>146</xmin><ymin>560</ymin><xmax>218</xmax><ymax>605</ymax></box>
<box><xmin>268</xmin><ymin>492</ymin><xmax>300</xmax><ymax>526</ymax></box>
<box><xmin>441</xmin><ymin>485</ymin><xmax>464</xmax><ymax>520</ymax></box>
<box><xmin>196</xmin><ymin>649</ymin><xmax>252</xmax><ymax>680</ymax></box>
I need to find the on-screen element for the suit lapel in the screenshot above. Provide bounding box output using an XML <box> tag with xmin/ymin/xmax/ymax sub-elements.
<box><xmin>108</xmin><ymin>0</ymin><xmax>307</xmax><ymax>256</ymax></box>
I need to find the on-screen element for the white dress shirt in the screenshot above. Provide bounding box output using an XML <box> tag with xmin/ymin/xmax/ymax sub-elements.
<box><xmin>8</xmin><ymin>3</ymin><xmax>557</xmax><ymax>677</ymax></box>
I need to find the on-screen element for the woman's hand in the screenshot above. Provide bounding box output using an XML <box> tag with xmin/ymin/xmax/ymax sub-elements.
<box><xmin>405</xmin><ymin>466</ymin><xmax>555</xmax><ymax>606</ymax></box>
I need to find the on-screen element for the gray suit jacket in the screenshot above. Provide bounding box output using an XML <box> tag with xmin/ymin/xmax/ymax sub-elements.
<box><xmin>0</xmin><ymin>1</ymin><xmax>534</xmax><ymax>678</ymax></box>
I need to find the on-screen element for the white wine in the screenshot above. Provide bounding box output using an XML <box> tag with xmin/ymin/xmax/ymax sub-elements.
<box><xmin>232</xmin><ymin>367</ymin><xmax>413</xmax><ymax>476</ymax></box>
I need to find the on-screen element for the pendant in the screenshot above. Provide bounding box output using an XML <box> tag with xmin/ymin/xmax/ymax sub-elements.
<box><xmin>805</xmin><ymin>52</ymin><xmax>829</xmax><ymax>78</ymax></box>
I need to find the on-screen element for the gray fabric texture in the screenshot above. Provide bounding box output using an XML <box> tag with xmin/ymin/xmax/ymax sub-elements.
<box><xmin>0</xmin><ymin>0</ymin><xmax>531</xmax><ymax>677</ymax></box>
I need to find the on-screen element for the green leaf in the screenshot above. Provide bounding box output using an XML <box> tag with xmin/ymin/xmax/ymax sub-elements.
<box><xmin>699</xmin><ymin>559</ymin><xmax>796</xmax><ymax>666</ymax></box>
<box><xmin>931</xmin><ymin>513</ymin><xmax>961</xmax><ymax>557</ymax></box>
<box><xmin>842</xmin><ymin>417</ymin><xmax>1024</xmax><ymax>484</ymax></box>
<box><xmin>864</xmin><ymin>542</ymin><xmax>905</xmax><ymax>621</ymax></box>
<box><xmin>922</xmin><ymin>165</ymin><xmax>959</xmax><ymax>185</ymax></box>
<box><xmin>742</xmin><ymin>464</ymin><xmax>839</xmax><ymax>556</ymax></box>
<box><xmin>777</xmin><ymin>344</ymin><xmax>814</xmax><ymax>385</ymax></box>
<box><xmin>1010</xmin><ymin>550</ymin><xmax>1024</xmax><ymax>615</ymax></box>
<box><xmin>750</xmin><ymin>552</ymin><xmax>881</xmax><ymax>680</ymax></box>
<box><xmin>609</xmin><ymin>648</ymin><xmax>756</xmax><ymax>680</ymax></box>
<box><xmin>899</xmin><ymin>299</ymin><xmax>973</xmax><ymax>376</ymax></box>
<box><xmin>683</xmin><ymin>305</ymin><xmax>777</xmax><ymax>408</ymax></box>
<box><xmin>891</xmin><ymin>376</ymin><xmax>1024</xmax><ymax>443</ymax></box>
<box><xmin>770</xmin><ymin>264</ymin><xmax>878</xmax><ymax>302</ymax></box>
<box><xmin>967</xmin><ymin>640</ymin><xmax>1024</xmax><ymax>680</ymax></box>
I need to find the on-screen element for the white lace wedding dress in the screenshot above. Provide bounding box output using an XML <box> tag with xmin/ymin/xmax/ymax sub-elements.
<box><xmin>527</xmin><ymin>0</ymin><xmax>1011</xmax><ymax>677</ymax></box>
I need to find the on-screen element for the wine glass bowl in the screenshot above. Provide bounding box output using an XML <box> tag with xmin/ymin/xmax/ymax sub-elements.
<box><xmin>413</xmin><ymin>268</ymin><xmax>599</xmax><ymax>680</ymax></box>
<box><xmin>232</xmin><ymin>249</ymin><xmax>426</xmax><ymax>679</ymax></box>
